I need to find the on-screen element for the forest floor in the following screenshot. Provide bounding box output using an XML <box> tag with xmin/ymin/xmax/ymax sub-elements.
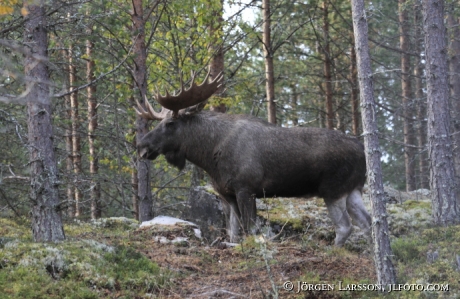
<box><xmin>0</xmin><ymin>188</ymin><xmax>459</xmax><ymax>299</ymax></box>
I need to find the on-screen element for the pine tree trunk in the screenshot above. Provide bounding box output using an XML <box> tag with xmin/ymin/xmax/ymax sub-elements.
<box><xmin>399</xmin><ymin>0</ymin><xmax>416</xmax><ymax>191</ymax></box>
<box><xmin>447</xmin><ymin>7</ymin><xmax>460</xmax><ymax>186</ymax></box>
<box><xmin>131</xmin><ymin>0</ymin><xmax>153</xmax><ymax>222</ymax></box>
<box><xmin>65</xmin><ymin>93</ymin><xmax>75</xmax><ymax>218</ymax></box>
<box><xmin>262</xmin><ymin>0</ymin><xmax>276</xmax><ymax>124</ymax></box>
<box><xmin>209</xmin><ymin>0</ymin><xmax>226</xmax><ymax>113</ymax></box>
<box><xmin>24</xmin><ymin>1</ymin><xmax>65</xmax><ymax>242</ymax></box>
<box><xmin>351</xmin><ymin>0</ymin><xmax>396</xmax><ymax>287</ymax></box>
<box><xmin>86</xmin><ymin>36</ymin><xmax>101</xmax><ymax>219</ymax></box>
<box><xmin>69</xmin><ymin>43</ymin><xmax>82</xmax><ymax>217</ymax></box>
<box><xmin>291</xmin><ymin>84</ymin><xmax>299</xmax><ymax>126</ymax></box>
<box><xmin>423</xmin><ymin>0</ymin><xmax>460</xmax><ymax>225</ymax></box>
<box><xmin>414</xmin><ymin>1</ymin><xmax>429</xmax><ymax>189</ymax></box>
<box><xmin>131</xmin><ymin>165</ymin><xmax>139</xmax><ymax>220</ymax></box>
<box><xmin>63</xmin><ymin>49</ymin><xmax>75</xmax><ymax>218</ymax></box>
<box><xmin>350</xmin><ymin>42</ymin><xmax>360</xmax><ymax>136</ymax></box>
<box><xmin>322</xmin><ymin>0</ymin><xmax>334</xmax><ymax>130</ymax></box>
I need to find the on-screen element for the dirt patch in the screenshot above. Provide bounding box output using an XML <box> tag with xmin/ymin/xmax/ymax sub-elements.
<box><xmin>130</xmin><ymin>225</ymin><xmax>375</xmax><ymax>298</ymax></box>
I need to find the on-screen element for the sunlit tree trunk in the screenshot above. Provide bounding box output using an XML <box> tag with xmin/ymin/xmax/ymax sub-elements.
<box><xmin>63</xmin><ymin>48</ymin><xmax>75</xmax><ymax>218</ymax></box>
<box><xmin>351</xmin><ymin>0</ymin><xmax>396</xmax><ymax>287</ymax></box>
<box><xmin>423</xmin><ymin>0</ymin><xmax>460</xmax><ymax>225</ymax></box>
<box><xmin>131</xmin><ymin>0</ymin><xmax>153</xmax><ymax>222</ymax></box>
<box><xmin>69</xmin><ymin>42</ymin><xmax>82</xmax><ymax>217</ymax></box>
<box><xmin>399</xmin><ymin>0</ymin><xmax>416</xmax><ymax>191</ymax></box>
<box><xmin>24</xmin><ymin>1</ymin><xmax>65</xmax><ymax>242</ymax></box>
<box><xmin>86</xmin><ymin>33</ymin><xmax>101</xmax><ymax>219</ymax></box>
<box><xmin>322</xmin><ymin>0</ymin><xmax>334</xmax><ymax>129</ymax></box>
<box><xmin>262</xmin><ymin>0</ymin><xmax>276</xmax><ymax>124</ymax></box>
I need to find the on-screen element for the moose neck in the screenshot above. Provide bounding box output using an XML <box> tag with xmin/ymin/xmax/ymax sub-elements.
<box><xmin>179</xmin><ymin>112</ymin><xmax>228</xmax><ymax>177</ymax></box>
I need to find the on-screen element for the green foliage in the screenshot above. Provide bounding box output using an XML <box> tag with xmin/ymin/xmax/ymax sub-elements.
<box><xmin>391</xmin><ymin>238</ymin><xmax>422</xmax><ymax>262</ymax></box>
<box><xmin>391</xmin><ymin>225</ymin><xmax>460</xmax><ymax>296</ymax></box>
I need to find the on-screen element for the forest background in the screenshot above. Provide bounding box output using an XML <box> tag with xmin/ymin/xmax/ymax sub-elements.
<box><xmin>0</xmin><ymin>0</ymin><xmax>459</xmax><ymax>229</ymax></box>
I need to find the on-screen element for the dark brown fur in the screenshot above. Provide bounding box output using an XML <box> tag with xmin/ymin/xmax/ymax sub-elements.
<box><xmin>138</xmin><ymin>111</ymin><xmax>368</xmax><ymax>243</ymax></box>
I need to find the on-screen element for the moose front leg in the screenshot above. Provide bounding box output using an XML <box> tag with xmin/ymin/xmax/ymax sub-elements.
<box><xmin>235</xmin><ymin>190</ymin><xmax>257</xmax><ymax>236</ymax></box>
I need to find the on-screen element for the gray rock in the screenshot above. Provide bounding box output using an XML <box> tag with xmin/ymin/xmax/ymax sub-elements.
<box><xmin>185</xmin><ymin>187</ymin><xmax>225</xmax><ymax>243</ymax></box>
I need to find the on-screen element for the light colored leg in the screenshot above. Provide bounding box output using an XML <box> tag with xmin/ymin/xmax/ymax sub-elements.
<box><xmin>221</xmin><ymin>198</ymin><xmax>241</xmax><ymax>242</ymax></box>
<box><xmin>346</xmin><ymin>189</ymin><xmax>372</xmax><ymax>231</ymax></box>
<box><xmin>326</xmin><ymin>195</ymin><xmax>352</xmax><ymax>246</ymax></box>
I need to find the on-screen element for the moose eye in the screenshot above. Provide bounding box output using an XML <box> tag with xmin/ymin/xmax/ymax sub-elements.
<box><xmin>165</xmin><ymin>120</ymin><xmax>176</xmax><ymax>129</ymax></box>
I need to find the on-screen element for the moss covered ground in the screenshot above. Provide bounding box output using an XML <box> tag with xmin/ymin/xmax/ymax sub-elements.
<box><xmin>0</xmin><ymin>190</ymin><xmax>459</xmax><ymax>298</ymax></box>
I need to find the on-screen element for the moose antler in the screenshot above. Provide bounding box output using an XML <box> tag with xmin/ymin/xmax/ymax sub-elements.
<box><xmin>135</xmin><ymin>70</ymin><xmax>223</xmax><ymax>120</ymax></box>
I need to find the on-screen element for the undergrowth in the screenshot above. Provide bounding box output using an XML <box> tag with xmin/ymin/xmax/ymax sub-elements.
<box><xmin>0</xmin><ymin>217</ymin><xmax>171</xmax><ymax>299</ymax></box>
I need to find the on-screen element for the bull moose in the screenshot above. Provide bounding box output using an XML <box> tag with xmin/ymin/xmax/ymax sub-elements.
<box><xmin>136</xmin><ymin>71</ymin><xmax>372</xmax><ymax>246</ymax></box>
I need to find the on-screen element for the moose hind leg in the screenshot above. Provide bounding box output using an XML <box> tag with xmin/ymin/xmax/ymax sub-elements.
<box><xmin>221</xmin><ymin>197</ymin><xmax>241</xmax><ymax>242</ymax></box>
<box><xmin>346</xmin><ymin>189</ymin><xmax>371</xmax><ymax>231</ymax></box>
<box><xmin>325</xmin><ymin>195</ymin><xmax>352</xmax><ymax>247</ymax></box>
<box><xmin>236</xmin><ymin>190</ymin><xmax>257</xmax><ymax>235</ymax></box>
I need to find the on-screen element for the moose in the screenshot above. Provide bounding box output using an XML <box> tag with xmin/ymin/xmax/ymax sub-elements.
<box><xmin>136</xmin><ymin>71</ymin><xmax>372</xmax><ymax>246</ymax></box>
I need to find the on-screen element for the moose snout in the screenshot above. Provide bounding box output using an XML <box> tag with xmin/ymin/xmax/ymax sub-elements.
<box><xmin>137</xmin><ymin>144</ymin><xmax>159</xmax><ymax>160</ymax></box>
<box><xmin>138</xmin><ymin>146</ymin><xmax>149</xmax><ymax>159</ymax></box>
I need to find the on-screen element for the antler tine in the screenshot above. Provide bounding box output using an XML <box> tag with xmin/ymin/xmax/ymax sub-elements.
<box><xmin>155</xmin><ymin>69</ymin><xmax>224</xmax><ymax>114</ymax></box>
<box><xmin>135</xmin><ymin>94</ymin><xmax>169</xmax><ymax>121</ymax></box>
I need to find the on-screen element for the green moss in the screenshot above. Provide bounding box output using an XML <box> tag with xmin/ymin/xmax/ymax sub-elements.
<box><xmin>257</xmin><ymin>197</ymin><xmax>311</xmax><ymax>232</ymax></box>
<box><xmin>403</xmin><ymin>200</ymin><xmax>431</xmax><ymax>210</ymax></box>
<box><xmin>0</xmin><ymin>219</ymin><xmax>171</xmax><ymax>298</ymax></box>
<box><xmin>391</xmin><ymin>225</ymin><xmax>460</xmax><ymax>296</ymax></box>
<box><xmin>0</xmin><ymin>217</ymin><xmax>31</xmax><ymax>240</ymax></box>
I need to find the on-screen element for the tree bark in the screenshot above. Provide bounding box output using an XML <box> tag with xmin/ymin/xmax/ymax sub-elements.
<box><xmin>322</xmin><ymin>0</ymin><xmax>334</xmax><ymax>130</ymax></box>
<box><xmin>351</xmin><ymin>0</ymin><xmax>396</xmax><ymax>287</ymax></box>
<box><xmin>423</xmin><ymin>0</ymin><xmax>460</xmax><ymax>225</ymax></box>
<box><xmin>86</xmin><ymin>34</ymin><xmax>101</xmax><ymax>219</ymax></box>
<box><xmin>399</xmin><ymin>0</ymin><xmax>416</xmax><ymax>191</ymax></box>
<box><xmin>69</xmin><ymin>43</ymin><xmax>82</xmax><ymax>217</ymax></box>
<box><xmin>24</xmin><ymin>1</ymin><xmax>65</xmax><ymax>242</ymax></box>
<box><xmin>447</xmin><ymin>7</ymin><xmax>460</xmax><ymax>187</ymax></box>
<box><xmin>262</xmin><ymin>0</ymin><xmax>276</xmax><ymax>124</ymax></box>
<box><xmin>291</xmin><ymin>84</ymin><xmax>299</xmax><ymax>126</ymax></box>
<box><xmin>350</xmin><ymin>42</ymin><xmax>360</xmax><ymax>136</ymax></box>
<box><xmin>131</xmin><ymin>0</ymin><xmax>153</xmax><ymax>222</ymax></box>
<box><xmin>65</xmin><ymin>94</ymin><xmax>75</xmax><ymax>218</ymax></box>
<box><xmin>63</xmin><ymin>49</ymin><xmax>75</xmax><ymax>218</ymax></box>
<box><xmin>209</xmin><ymin>0</ymin><xmax>226</xmax><ymax>113</ymax></box>
<box><xmin>414</xmin><ymin>1</ymin><xmax>429</xmax><ymax>189</ymax></box>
